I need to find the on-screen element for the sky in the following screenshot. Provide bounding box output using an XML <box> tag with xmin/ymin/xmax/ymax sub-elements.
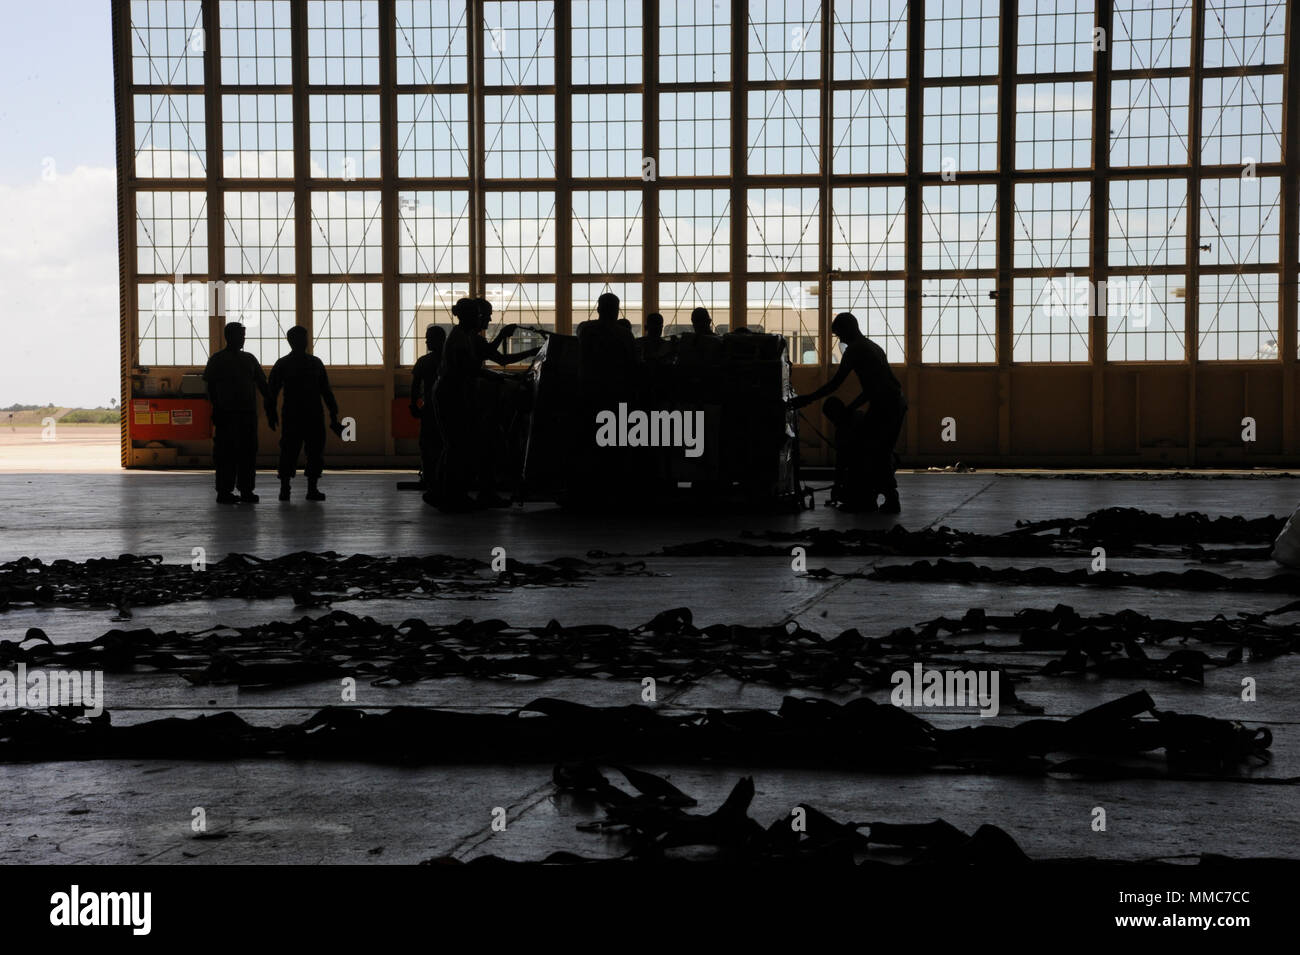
<box><xmin>0</xmin><ymin>2</ymin><xmax>118</xmax><ymax>407</ymax></box>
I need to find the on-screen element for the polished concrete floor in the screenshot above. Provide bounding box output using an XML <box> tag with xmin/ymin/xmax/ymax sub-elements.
<box><xmin>0</xmin><ymin>469</ymin><xmax>1297</xmax><ymax>863</ymax></box>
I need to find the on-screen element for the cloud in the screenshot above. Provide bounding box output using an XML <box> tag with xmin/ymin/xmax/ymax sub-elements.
<box><xmin>0</xmin><ymin>165</ymin><xmax>119</xmax><ymax>407</ymax></box>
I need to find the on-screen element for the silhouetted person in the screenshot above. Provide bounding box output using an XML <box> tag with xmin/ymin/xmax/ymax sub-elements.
<box><xmin>636</xmin><ymin>311</ymin><xmax>675</xmax><ymax>409</ymax></box>
<box><xmin>571</xmin><ymin>294</ymin><xmax>641</xmax><ymax>501</ymax></box>
<box><xmin>674</xmin><ymin>306</ymin><xmax>725</xmax><ymax>412</ymax></box>
<box><xmin>691</xmin><ymin>306</ymin><xmax>715</xmax><ymax>336</ymax></box>
<box><xmin>410</xmin><ymin>324</ymin><xmax>446</xmax><ymax>496</ymax></box>
<box><xmin>266</xmin><ymin>326</ymin><xmax>340</xmax><ymax>502</ymax></box>
<box><xmin>637</xmin><ymin>312</ymin><xmax>674</xmax><ymax>364</ymax></box>
<box><xmin>431</xmin><ymin>298</ymin><xmax>481</xmax><ymax>511</ymax></box>
<box><xmin>468</xmin><ymin>299</ymin><xmax>540</xmax><ymax>507</ymax></box>
<box><xmin>203</xmin><ymin>321</ymin><xmax>269</xmax><ymax>504</ymax></box>
<box><xmin>677</xmin><ymin>306</ymin><xmax>725</xmax><ymax>362</ymax></box>
<box><xmin>577</xmin><ymin>292</ymin><xmax>640</xmax><ymax>405</ymax></box>
<box><xmin>791</xmin><ymin>312</ymin><xmax>907</xmax><ymax>513</ymax></box>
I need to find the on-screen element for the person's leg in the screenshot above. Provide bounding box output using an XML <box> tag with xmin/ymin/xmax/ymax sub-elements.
<box><xmin>465</xmin><ymin>386</ymin><xmax>501</xmax><ymax>507</ymax></box>
<box><xmin>844</xmin><ymin>448</ymin><xmax>877</xmax><ymax>511</ymax></box>
<box><xmin>828</xmin><ymin>424</ymin><xmax>853</xmax><ymax>509</ymax></box>
<box><xmin>449</xmin><ymin>414</ymin><xmax>475</xmax><ymax>506</ymax></box>
<box><xmin>433</xmin><ymin>396</ymin><xmax>474</xmax><ymax>510</ymax></box>
<box><xmin>422</xmin><ymin>409</ymin><xmax>445</xmax><ymax>506</ymax></box>
<box><xmin>861</xmin><ymin>416</ymin><xmax>889</xmax><ymax>489</ymax></box>
<box><xmin>475</xmin><ymin>407</ymin><xmax>508</xmax><ymax>508</ymax></box>
<box><xmin>304</xmin><ymin>418</ymin><xmax>326</xmax><ymax>500</ymax></box>
<box><xmin>236</xmin><ymin>411</ymin><xmax>259</xmax><ymax>501</ymax></box>
<box><xmin>418</xmin><ymin>416</ymin><xmax>439</xmax><ymax>492</ymax></box>
<box><xmin>876</xmin><ymin>402</ymin><xmax>905</xmax><ymax>513</ymax></box>
<box><xmin>830</xmin><ymin>462</ymin><xmax>851</xmax><ymax>508</ymax></box>
<box><xmin>841</xmin><ymin>414</ymin><xmax>880</xmax><ymax>512</ymax></box>
<box><xmin>212</xmin><ymin>414</ymin><xmax>237</xmax><ymax>502</ymax></box>
<box><xmin>432</xmin><ymin>400</ymin><xmax>452</xmax><ymax>505</ymax></box>
<box><xmin>278</xmin><ymin>415</ymin><xmax>303</xmax><ymax>500</ymax></box>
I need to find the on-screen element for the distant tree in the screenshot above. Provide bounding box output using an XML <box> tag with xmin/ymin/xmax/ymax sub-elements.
<box><xmin>62</xmin><ymin>410</ymin><xmax>121</xmax><ymax>424</ymax></box>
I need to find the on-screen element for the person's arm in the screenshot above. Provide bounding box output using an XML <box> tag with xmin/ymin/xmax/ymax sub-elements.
<box><xmin>477</xmin><ymin>350</ymin><xmax>518</xmax><ymax>368</ymax></box>
<box><xmin>264</xmin><ymin>360</ymin><xmax>281</xmax><ymax>429</ymax></box>
<box><xmin>480</xmin><ymin>326</ymin><xmax>538</xmax><ymax>364</ymax></box>
<box><xmin>254</xmin><ymin>359</ymin><xmax>270</xmax><ymax>400</ymax></box>
<box><xmin>483</xmin><ymin>344</ymin><xmax>541</xmax><ymax>365</ymax></box>
<box><xmin>254</xmin><ymin>359</ymin><xmax>271</xmax><ymax>405</ymax></box>
<box><xmin>482</xmin><ymin>324</ymin><xmax>540</xmax><ymax>364</ymax></box>
<box><xmin>202</xmin><ymin>359</ymin><xmax>219</xmax><ymax>417</ymax></box>
<box><xmin>791</xmin><ymin>357</ymin><xmax>852</xmax><ymax>408</ymax></box>
<box><xmin>318</xmin><ymin>360</ymin><xmax>340</xmax><ymax>423</ymax></box>
<box><xmin>409</xmin><ymin>359</ymin><xmax>424</xmax><ymax>417</ymax></box>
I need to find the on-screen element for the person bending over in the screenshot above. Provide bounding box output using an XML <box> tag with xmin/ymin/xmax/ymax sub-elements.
<box><xmin>791</xmin><ymin>312</ymin><xmax>907</xmax><ymax>514</ymax></box>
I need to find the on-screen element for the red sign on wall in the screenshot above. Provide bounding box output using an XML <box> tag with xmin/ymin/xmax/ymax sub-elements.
<box><xmin>130</xmin><ymin>399</ymin><xmax>212</xmax><ymax>441</ymax></box>
<box><xmin>392</xmin><ymin>398</ymin><xmax>421</xmax><ymax>440</ymax></box>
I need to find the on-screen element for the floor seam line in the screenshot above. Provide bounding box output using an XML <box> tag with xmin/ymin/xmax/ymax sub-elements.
<box><xmin>777</xmin><ymin>477</ymin><xmax>999</xmax><ymax>625</ymax></box>
<box><xmin>447</xmin><ymin>780</ymin><xmax>554</xmax><ymax>861</ymax></box>
<box><xmin>921</xmin><ymin>477</ymin><xmax>1000</xmax><ymax>532</ymax></box>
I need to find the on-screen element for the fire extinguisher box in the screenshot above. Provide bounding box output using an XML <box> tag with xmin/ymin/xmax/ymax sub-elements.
<box><xmin>130</xmin><ymin>398</ymin><xmax>212</xmax><ymax>441</ymax></box>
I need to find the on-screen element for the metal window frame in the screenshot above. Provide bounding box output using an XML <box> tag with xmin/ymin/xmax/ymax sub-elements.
<box><xmin>112</xmin><ymin>0</ymin><xmax>1300</xmax><ymax>468</ymax></box>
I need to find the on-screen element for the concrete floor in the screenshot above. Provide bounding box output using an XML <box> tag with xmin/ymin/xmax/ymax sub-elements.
<box><xmin>0</xmin><ymin>470</ymin><xmax>1297</xmax><ymax>863</ymax></box>
<box><xmin>0</xmin><ymin>425</ymin><xmax>120</xmax><ymax>473</ymax></box>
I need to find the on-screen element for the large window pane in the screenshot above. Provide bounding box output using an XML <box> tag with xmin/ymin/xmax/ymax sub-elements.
<box><xmin>922</xmin><ymin>277</ymin><xmax>997</xmax><ymax>364</ymax></box>
<box><xmin>313</xmin><ymin>281</ymin><xmax>384</xmax><ymax>365</ymax></box>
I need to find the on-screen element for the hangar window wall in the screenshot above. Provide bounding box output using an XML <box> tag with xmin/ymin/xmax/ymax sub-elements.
<box><xmin>120</xmin><ymin>0</ymin><xmax>1299</xmax><ymax>386</ymax></box>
